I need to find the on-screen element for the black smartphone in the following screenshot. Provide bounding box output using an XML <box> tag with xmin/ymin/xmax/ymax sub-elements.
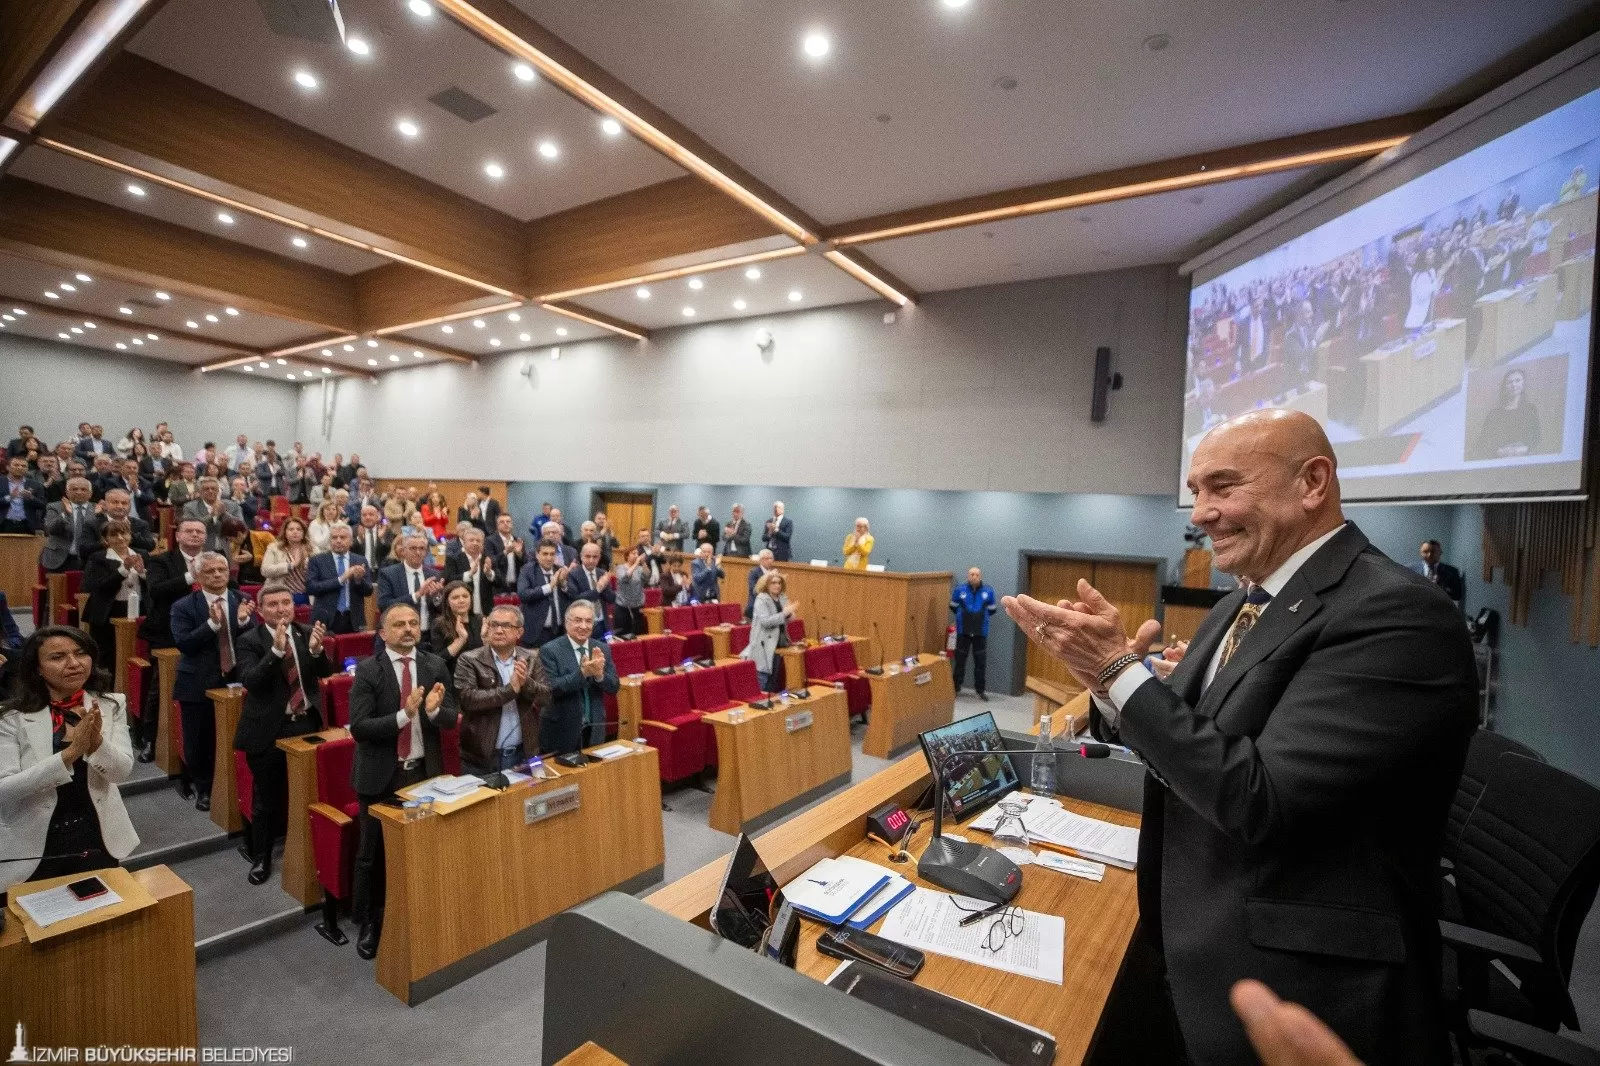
<box><xmin>302</xmin><ymin>734</ymin><xmax>326</xmax><ymax>745</ymax></box>
<box><xmin>555</xmin><ymin>752</ymin><xmax>600</xmax><ymax>768</ymax></box>
<box><xmin>67</xmin><ymin>876</ymin><xmax>108</xmax><ymax>901</ymax></box>
<box><xmin>816</xmin><ymin>927</ymin><xmax>924</xmax><ymax>980</ymax></box>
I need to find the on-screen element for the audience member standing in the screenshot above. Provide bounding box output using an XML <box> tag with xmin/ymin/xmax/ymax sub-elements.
<box><xmin>518</xmin><ymin>542</ymin><xmax>569</xmax><ymax>648</ymax></box>
<box><xmin>692</xmin><ymin>506</ymin><xmax>720</xmax><ymax>551</ymax></box>
<box><xmin>655</xmin><ymin>506</ymin><xmax>686</xmax><ymax>555</ymax></box>
<box><xmin>743</xmin><ymin>571</ymin><xmax>798</xmax><ymax>692</ymax></box>
<box><xmin>950</xmin><ymin>567</ymin><xmax>997</xmax><ymax>700</ymax></box>
<box><xmin>720</xmin><ymin>504</ymin><xmax>752</xmax><ymax>557</ymax></box>
<box><xmin>842</xmin><ymin>518</ymin><xmax>874</xmax><ymax>569</ymax></box>
<box><xmin>763</xmin><ymin>501</ymin><xmax>793</xmax><ymax>561</ymax></box>
<box><xmin>744</xmin><ymin>549</ymin><xmax>777</xmax><ymax>620</ymax></box>
<box><xmin>565</xmin><ymin>543</ymin><xmax>615</xmax><ymax>636</ymax></box>
<box><xmin>443</xmin><ymin>528</ymin><xmax>498</xmax><ymax>617</ymax></box>
<box><xmin>170</xmin><ymin>552</ymin><xmax>256</xmax><ymax>811</ymax></box>
<box><xmin>538</xmin><ymin>601</ymin><xmax>618</xmax><ymax>754</ymax></box>
<box><xmin>261</xmin><ymin>517</ymin><xmax>312</xmax><ymax>603</ymax></box>
<box><xmin>690</xmin><ymin>544</ymin><xmax>724</xmax><ymax>602</ymax></box>
<box><xmin>81</xmin><ymin>520</ymin><xmax>147</xmax><ymax>673</ymax></box>
<box><xmin>419</xmin><ymin>491</ymin><xmax>450</xmax><ymax>542</ymax></box>
<box><xmin>41</xmin><ymin>477</ymin><xmax>95</xmax><ymax>572</ymax></box>
<box><xmin>306</xmin><ymin>524</ymin><xmax>371</xmax><ymax>635</ymax></box>
<box><xmin>137</xmin><ymin>518</ymin><xmax>208</xmax><ymax>761</ymax></box>
<box><xmin>454</xmin><ymin>604</ymin><xmax>549</xmax><ymax>776</ymax></box>
<box><xmin>347</xmin><ymin>602</ymin><xmax>455</xmax><ymax>959</ymax></box>
<box><xmin>487</xmin><ymin>514</ymin><xmax>523</xmax><ymax>589</ymax></box>
<box><xmin>0</xmin><ymin>455</ymin><xmax>44</xmax><ymax>534</ymax></box>
<box><xmin>233</xmin><ymin>585</ymin><xmax>332</xmax><ymax>885</ymax></box>
<box><xmin>377</xmin><ymin>533</ymin><xmax>444</xmax><ymax>631</ymax></box>
<box><xmin>1413</xmin><ymin>540</ymin><xmax>1465</xmax><ymax>610</ymax></box>
<box><xmin>427</xmin><ymin>581</ymin><xmax>483</xmax><ymax>676</ymax></box>
<box><xmin>182</xmin><ymin>478</ymin><xmax>245</xmax><ymax>553</ymax></box>
<box><xmin>611</xmin><ymin>549</ymin><xmax>648</xmax><ymax>638</ymax></box>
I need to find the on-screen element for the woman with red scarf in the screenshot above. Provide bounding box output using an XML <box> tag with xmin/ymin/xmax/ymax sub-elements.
<box><xmin>0</xmin><ymin>626</ymin><xmax>138</xmax><ymax>893</ymax></box>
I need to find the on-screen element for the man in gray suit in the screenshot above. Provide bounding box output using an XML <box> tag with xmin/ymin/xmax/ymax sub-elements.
<box><xmin>181</xmin><ymin>476</ymin><xmax>245</xmax><ymax>552</ymax></box>
<box><xmin>1006</xmin><ymin>410</ymin><xmax>1476</xmax><ymax>1065</ymax></box>
<box><xmin>40</xmin><ymin>477</ymin><xmax>96</xmax><ymax>571</ymax></box>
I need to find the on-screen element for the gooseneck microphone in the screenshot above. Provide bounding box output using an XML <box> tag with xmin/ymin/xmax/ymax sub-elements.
<box><xmin>866</xmin><ymin>621</ymin><xmax>885</xmax><ymax>675</ymax></box>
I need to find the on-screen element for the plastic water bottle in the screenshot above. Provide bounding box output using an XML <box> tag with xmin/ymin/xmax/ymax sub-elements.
<box><xmin>1030</xmin><ymin>712</ymin><xmax>1057</xmax><ymax>796</ymax></box>
<box><xmin>343</xmin><ymin>657</ymin><xmax>358</xmax><ymax>675</ymax></box>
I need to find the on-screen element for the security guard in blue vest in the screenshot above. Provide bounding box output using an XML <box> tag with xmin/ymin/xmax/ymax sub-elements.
<box><xmin>950</xmin><ymin>567</ymin><xmax>998</xmax><ymax>699</ymax></box>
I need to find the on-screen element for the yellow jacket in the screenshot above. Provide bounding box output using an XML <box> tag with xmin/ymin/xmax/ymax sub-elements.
<box><xmin>842</xmin><ymin>532</ymin><xmax>874</xmax><ymax>569</ymax></box>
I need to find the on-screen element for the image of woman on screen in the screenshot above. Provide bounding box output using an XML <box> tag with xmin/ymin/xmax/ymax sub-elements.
<box><xmin>1475</xmin><ymin>369</ymin><xmax>1542</xmax><ymax>458</ymax></box>
<box><xmin>1404</xmin><ymin>247</ymin><xmax>1439</xmax><ymax>332</ymax></box>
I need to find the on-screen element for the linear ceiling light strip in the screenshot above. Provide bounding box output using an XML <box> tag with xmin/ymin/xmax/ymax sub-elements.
<box><xmin>822</xmin><ymin>250</ymin><xmax>915</xmax><ymax>307</ymax></box>
<box><xmin>539</xmin><ymin>302</ymin><xmax>647</xmax><ymax>341</ymax></box>
<box><xmin>369</xmin><ymin>300</ymin><xmax>522</xmax><ymax>336</ymax></box>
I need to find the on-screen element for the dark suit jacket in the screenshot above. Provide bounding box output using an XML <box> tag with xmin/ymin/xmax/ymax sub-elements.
<box><xmin>376</xmin><ymin>562</ymin><xmax>443</xmax><ymax>617</ymax></box>
<box><xmin>565</xmin><ymin>566</ymin><xmax>614</xmax><ymax>631</ymax></box>
<box><xmin>1411</xmin><ymin>561</ymin><xmax>1465</xmax><ymax>606</ymax></box>
<box><xmin>89</xmin><ymin>513</ymin><xmax>156</xmax><ymax>553</ymax></box>
<box><xmin>1091</xmin><ymin>524</ymin><xmax>1476</xmax><ymax>1065</ymax></box>
<box><xmin>348</xmin><ymin>525</ymin><xmax>391</xmax><ymax>570</ymax></box>
<box><xmin>517</xmin><ymin>564</ymin><xmax>567</xmax><ymax>640</ymax></box>
<box><xmin>305</xmin><ymin>551</ymin><xmax>373</xmax><ymax>627</ymax></box>
<box><xmin>458</xmin><ymin>499</ymin><xmax>500</xmax><ymax>533</ymax></box>
<box><xmin>139</xmin><ymin>549</ymin><xmax>203</xmax><ymax>647</ymax></box>
<box><xmin>720</xmin><ymin>518</ymin><xmax>752</xmax><ymax>557</ymax></box>
<box><xmin>347</xmin><ymin>649</ymin><xmax>458</xmax><ymax>795</ymax></box>
<box><xmin>764</xmin><ymin>515</ymin><xmax>793</xmax><ymax>560</ymax></box>
<box><xmin>1</xmin><ymin>475</ymin><xmax>45</xmax><ymax>531</ymax></box>
<box><xmin>170</xmin><ymin>589</ymin><xmax>256</xmax><ymax>701</ymax></box>
<box><xmin>453</xmin><ymin>644</ymin><xmax>550</xmax><ymax>767</ymax></box>
<box><xmin>81</xmin><ymin>549</ymin><xmax>148</xmax><ymax>626</ymax></box>
<box><xmin>232</xmin><ymin>623</ymin><xmax>333</xmax><ymax>754</ymax></box>
<box><xmin>442</xmin><ymin>552</ymin><xmax>501</xmax><ymax>614</ymax></box>
<box><xmin>537</xmin><ymin>636</ymin><xmax>619</xmax><ymax>755</ymax></box>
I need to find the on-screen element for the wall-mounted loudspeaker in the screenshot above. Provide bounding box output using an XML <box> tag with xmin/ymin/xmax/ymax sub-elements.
<box><xmin>1090</xmin><ymin>346</ymin><xmax>1123</xmax><ymax>423</ymax></box>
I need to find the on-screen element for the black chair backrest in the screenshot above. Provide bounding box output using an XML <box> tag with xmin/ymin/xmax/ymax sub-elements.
<box><xmin>1444</xmin><ymin>729</ymin><xmax>1545</xmax><ymax>863</ymax></box>
<box><xmin>1454</xmin><ymin>751</ymin><xmax>1600</xmax><ymax>1029</ymax></box>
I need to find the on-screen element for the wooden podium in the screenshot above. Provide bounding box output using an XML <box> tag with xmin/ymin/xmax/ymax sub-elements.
<box><xmin>719</xmin><ymin>558</ymin><xmax>950</xmax><ymax>658</ymax></box>
<box><xmin>0</xmin><ymin>533</ymin><xmax>40</xmax><ymax>604</ymax></box>
<box><xmin>278</xmin><ymin>726</ymin><xmax>351</xmax><ymax>906</ymax></box>
<box><xmin>862</xmin><ymin>654</ymin><xmax>956</xmax><ymax>759</ymax></box>
<box><xmin>704</xmin><ymin>688</ymin><xmax>851</xmax><ymax>835</ymax></box>
<box><xmin>207</xmin><ymin>686</ymin><xmax>246</xmax><ymax>833</ymax></box>
<box><xmin>0</xmin><ymin>866</ymin><xmax>197</xmax><ymax>1052</ymax></box>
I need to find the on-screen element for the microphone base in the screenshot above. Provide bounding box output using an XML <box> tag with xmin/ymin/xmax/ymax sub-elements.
<box><xmin>917</xmin><ymin>835</ymin><xmax>1022</xmax><ymax>905</ymax></box>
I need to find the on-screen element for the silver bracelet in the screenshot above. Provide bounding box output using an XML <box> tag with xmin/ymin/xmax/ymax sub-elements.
<box><xmin>1096</xmin><ymin>652</ymin><xmax>1143</xmax><ymax>688</ymax></box>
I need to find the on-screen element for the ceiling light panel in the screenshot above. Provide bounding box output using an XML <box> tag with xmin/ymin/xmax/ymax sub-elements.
<box><xmin>8</xmin><ymin>146</ymin><xmax>387</xmax><ymax>274</ymax></box>
<box><xmin>124</xmin><ymin>0</ymin><xmax>685</xmax><ymax>223</ymax></box>
<box><xmin>570</xmin><ymin>251</ymin><xmax>877</xmax><ymax>330</ymax></box>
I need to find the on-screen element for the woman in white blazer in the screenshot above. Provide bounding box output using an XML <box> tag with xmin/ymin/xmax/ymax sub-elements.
<box><xmin>0</xmin><ymin>626</ymin><xmax>138</xmax><ymax>894</ymax></box>
<box><xmin>740</xmin><ymin>570</ymin><xmax>799</xmax><ymax>693</ymax></box>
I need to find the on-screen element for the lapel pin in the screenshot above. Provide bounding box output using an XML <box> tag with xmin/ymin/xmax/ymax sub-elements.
<box><xmin>1288</xmin><ymin>600</ymin><xmax>1301</xmax><ymax>613</ymax></box>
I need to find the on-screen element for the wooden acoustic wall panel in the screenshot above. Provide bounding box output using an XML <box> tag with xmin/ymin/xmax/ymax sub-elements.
<box><xmin>525</xmin><ymin>176</ymin><xmax>782</xmax><ymax>298</ymax></box>
<box><xmin>1024</xmin><ymin>556</ymin><xmax>1158</xmax><ymax>691</ymax></box>
<box><xmin>43</xmin><ymin>53</ymin><xmax>525</xmax><ymax>295</ymax></box>
<box><xmin>355</xmin><ymin>262</ymin><xmax>499</xmax><ymax>335</ymax></box>
<box><xmin>0</xmin><ymin>177</ymin><xmax>358</xmax><ymax>330</ymax></box>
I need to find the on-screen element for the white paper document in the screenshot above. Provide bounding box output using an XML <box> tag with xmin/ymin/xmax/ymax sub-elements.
<box><xmin>968</xmin><ymin>793</ymin><xmax>1139</xmax><ymax>869</ymax></box>
<box><xmin>875</xmin><ymin>888</ymin><xmax>1065</xmax><ymax>985</ymax></box>
<box><xmin>410</xmin><ymin>776</ymin><xmax>484</xmax><ymax>804</ymax></box>
<box><xmin>14</xmin><ymin>882</ymin><xmax>124</xmax><ymax>928</ymax></box>
<box><xmin>589</xmin><ymin>743</ymin><xmax>635</xmax><ymax>760</ymax></box>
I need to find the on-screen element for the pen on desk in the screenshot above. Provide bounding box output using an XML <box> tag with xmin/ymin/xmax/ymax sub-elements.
<box><xmin>958</xmin><ymin>901</ymin><xmax>1007</xmax><ymax>927</ymax></box>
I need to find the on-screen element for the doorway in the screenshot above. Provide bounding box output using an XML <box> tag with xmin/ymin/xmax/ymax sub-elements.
<box><xmin>595</xmin><ymin>491</ymin><xmax>655</xmax><ymax>563</ymax></box>
<box><xmin>1013</xmin><ymin>553</ymin><xmax>1164</xmax><ymax>697</ymax></box>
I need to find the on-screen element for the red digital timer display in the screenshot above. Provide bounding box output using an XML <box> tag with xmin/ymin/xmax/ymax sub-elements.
<box><xmin>885</xmin><ymin>809</ymin><xmax>909</xmax><ymax>832</ymax></box>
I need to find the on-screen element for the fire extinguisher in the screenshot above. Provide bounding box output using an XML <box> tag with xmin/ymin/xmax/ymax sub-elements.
<box><xmin>944</xmin><ymin>624</ymin><xmax>957</xmax><ymax>660</ymax></box>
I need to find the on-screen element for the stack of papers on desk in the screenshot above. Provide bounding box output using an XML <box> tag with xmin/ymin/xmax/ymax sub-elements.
<box><xmin>410</xmin><ymin>775</ymin><xmax>484</xmax><ymax>804</ymax></box>
<box><xmin>876</xmin><ymin>888</ymin><xmax>1065</xmax><ymax>984</ymax></box>
<box><xmin>14</xmin><ymin>882</ymin><xmax>123</xmax><ymax>928</ymax></box>
<box><xmin>968</xmin><ymin>793</ymin><xmax>1139</xmax><ymax>870</ymax></box>
<box><xmin>784</xmin><ymin>856</ymin><xmax>896</xmax><ymax>925</ymax></box>
<box><xmin>589</xmin><ymin>743</ymin><xmax>635</xmax><ymax>760</ymax></box>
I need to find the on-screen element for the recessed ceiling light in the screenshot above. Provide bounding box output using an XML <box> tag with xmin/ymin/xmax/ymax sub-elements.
<box><xmin>600</xmin><ymin>118</ymin><xmax>622</xmax><ymax>136</ymax></box>
<box><xmin>225</xmin><ymin>307</ymin><xmax>239</xmax><ymax>316</ymax></box>
<box><xmin>276</xmin><ymin>358</ymin><xmax>287</xmax><ymax>365</ymax></box>
<box><xmin>681</xmin><ymin>307</ymin><xmax>696</xmax><ymax>317</ymax></box>
<box><xmin>58</xmin><ymin>283</ymin><xmax>75</xmax><ymax>292</ymax></box>
<box><xmin>258</xmin><ymin>361</ymin><xmax>270</xmax><ymax>368</ymax></box>
<box><xmin>146</xmin><ymin>332</ymin><xmax>158</xmax><ymax>340</ymax></box>
<box><xmin>388</xmin><ymin>353</ymin><xmax>400</xmax><ymax>362</ymax></box>
<box><xmin>367</xmin><ymin>358</ymin><xmax>378</xmax><ymax>366</ymax></box>
<box><xmin>942</xmin><ymin>0</ymin><xmax>971</xmax><ymax>7</ymax></box>
<box><xmin>412</xmin><ymin>351</ymin><xmax>423</xmax><ymax>359</ymax></box>
<box><xmin>130</xmin><ymin>338</ymin><xmax>142</xmax><ymax>345</ymax></box>
<box><xmin>57</xmin><ymin>332</ymin><xmax>69</xmax><ymax>339</ymax></box>
<box><xmin>366</xmin><ymin>339</ymin><xmax>379</xmax><ymax>347</ymax></box>
<box><xmin>555</xmin><ymin>327</ymin><xmax>568</xmax><ymax>336</ymax></box>
<box><xmin>489</xmin><ymin>338</ymin><xmax>501</xmax><ymax>347</ymax></box>
<box><xmin>342</xmin><ymin>344</ymin><xmax>355</xmax><ymax>352</ymax></box>
<box><xmin>788</xmin><ymin>290</ymin><xmax>803</xmax><ymax>302</ymax></box>
<box><xmin>484</xmin><ymin>161</ymin><xmax>505</xmax><ymax>180</ymax></box>
<box><xmin>287</xmin><ymin>373</ymin><xmax>297</xmax><ymax>380</ymax></box>
<box><xmin>154</xmin><ymin>291</ymin><xmax>170</xmax><ymax>301</ymax></box>
<box><xmin>345</xmin><ymin>37</ymin><xmax>370</xmax><ymax>56</ymax></box>
<box><xmin>43</xmin><ymin>292</ymin><xmax>59</xmax><ymax>299</ymax></box>
<box><xmin>11</xmin><ymin>309</ymin><xmax>23</xmax><ymax>315</ymax></box>
<box><xmin>744</xmin><ymin>267</ymin><xmax>762</xmax><ymax>281</ymax></box>
<box><xmin>802</xmin><ymin>32</ymin><xmax>831</xmax><ymax>59</ymax></box>
<box><xmin>242</xmin><ymin>365</ymin><xmax>252</xmax><ymax>371</ymax></box>
<box><xmin>635</xmin><ymin>287</ymin><xmax>650</xmax><ymax>299</ymax></box>
<box><xmin>185</xmin><ymin>320</ymin><xmax>198</xmax><ymax>328</ymax></box>
<box><xmin>687</xmin><ymin>277</ymin><xmax>704</xmax><ymax>290</ymax></box>
<box><xmin>126</xmin><ymin>184</ymin><xmax>145</xmax><ymax>197</ymax></box>
<box><xmin>322</xmin><ymin>366</ymin><xmax>332</xmax><ymax>373</ymax></box>
<box><xmin>292</xmin><ymin>236</ymin><xmax>309</xmax><ymax>249</ymax></box>
<box><xmin>519</xmin><ymin>332</ymin><xmax>531</xmax><ymax>342</ymax></box>
<box><xmin>513</xmin><ymin>63</ymin><xmax>536</xmax><ymax>83</ymax></box>
<box><xmin>70</xmin><ymin>327</ymin><xmax>83</xmax><ymax>334</ymax></box>
<box><xmin>396</xmin><ymin>119</ymin><xmax>419</xmax><ymax>138</ymax></box>
<box><xmin>118</xmin><ymin>306</ymin><xmax>132</xmax><ymax>315</ymax></box>
<box><xmin>293</xmin><ymin>70</ymin><xmax>318</xmax><ymax>90</ymax></box>
<box><xmin>507</xmin><ymin>311</ymin><xmax>520</xmax><ymax>322</ymax></box>
<box><xmin>537</xmin><ymin>140</ymin><xmax>559</xmax><ymax>160</ymax></box>
<box><xmin>216</xmin><ymin>212</ymin><xmax>234</xmax><ymax>225</ymax></box>
<box><xmin>407</xmin><ymin>0</ymin><xmax>432</xmax><ymax>16</ymax></box>
<box><xmin>74</xmin><ymin>273</ymin><xmax>92</xmax><ymax>283</ymax></box>
<box><xmin>472</xmin><ymin>319</ymin><xmax>485</xmax><ymax>328</ymax></box>
<box><xmin>115</xmin><ymin>343</ymin><xmax>126</xmax><ymax>349</ymax></box>
<box><xmin>321</xmin><ymin>348</ymin><xmax>332</xmax><ymax>356</ymax></box>
<box><xmin>83</xmin><ymin>322</ymin><xmax>96</xmax><ymax>329</ymax></box>
<box><xmin>0</xmin><ymin>315</ymin><xmax>10</xmax><ymax>322</ymax></box>
<box><xmin>441</xmin><ymin>325</ymin><xmax>453</xmax><ymax>334</ymax></box>
<box><xmin>205</xmin><ymin>314</ymin><xmax>219</xmax><ymax>323</ymax></box>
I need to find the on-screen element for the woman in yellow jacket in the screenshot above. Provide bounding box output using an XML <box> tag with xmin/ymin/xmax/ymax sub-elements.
<box><xmin>842</xmin><ymin>517</ymin><xmax>874</xmax><ymax>569</ymax></box>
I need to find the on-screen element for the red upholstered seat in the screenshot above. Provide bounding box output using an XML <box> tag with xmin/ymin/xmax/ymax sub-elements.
<box><xmin>830</xmin><ymin>643</ymin><xmax>872</xmax><ymax>717</ymax></box>
<box><xmin>238</xmin><ymin>583</ymin><xmax>262</xmax><ymax>603</ymax></box>
<box><xmin>33</xmin><ymin>565</ymin><xmax>47</xmax><ymax>626</ymax></box>
<box><xmin>439</xmin><ymin>723</ymin><xmax>461</xmax><ymax>774</ymax></box>
<box><xmin>725</xmin><ymin>659</ymin><xmax>765</xmax><ymax>701</ymax></box>
<box><xmin>326</xmin><ymin>631</ymin><xmax>374</xmax><ymax>664</ymax></box>
<box><xmin>643</xmin><ymin>587</ymin><xmax>662</xmax><ymax>608</ymax></box>
<box><xmin>124</xmin><ymin>657</ymin><xmax>150</xmax><ymax>722</ymax></box>
<box><xmin>610</xmin><ymin>640</ymin><xmax>647</xmax><ymax>676</ymax></box>
<box><xmin>692</xmin><ymin>604</ymin><xmax>722</xmax><ymax>629</ymax></box>
<box><xmin>638</xmin><ymin>673</ymin><xmax>706</xmax><ymax>783</ymax></box>
<box><xmin>294</xmin><ymin>604</ymin><xmax>312</xmax><ymax>624</ymax></box>
<box><xmin>728</xmin><ymin>624</ymin><xmax>751</xmax><ymax>657</ymax></box>
<box><xmin>269</xmin><ymin>497</ymin><xmax>291</xmax><ymax>522</ymax></box>
<box><xmin>786</xmin><ymin>618</ymin><xmax>805</xmax><ymax>643</ymax></box>
<box><xmin>640</xmin><ymin>634</ymin><xmax>684</xmax><ymax>672</ymax></box>
<box><xmin>308</xmin><ymin>736</ymin><xmax>359</xmax><ymax>941</ymax></box>
<box><xmin>662</xmin><ymin>605</ymin><xmax>696</xmax><ymax>634</ymax></box>
<box><xmin>318</xmin><ymin>673</ymin><xmax>354</xmax><ymax>729</ymax></box>
<box><xmin>234</xmin><ymin>749</ymin><xmax>256</xmax><ymax>833</ymax></box>
<box><xmin>802</xmin><ymin>645</ymin><xmax>834</xmax><ymax>688</ymax></box>
<box><xmin>688</xmin><ymin>667</ymin><xmax>739</xmax><ymax>715</ymax></box>
<box><xmin>52</xmin><ymin>570</ymin><xmax>82</xmax><ymax>626</ymax></box>
<box><xmin>493</xmin><ymin>593</ymin><xmax>518</xmax><ymax>606</ymax></box>
<box><xmin>719</xmin><ymin>602</ymin><xmax>742</xmax><ymax>625</ymax></box>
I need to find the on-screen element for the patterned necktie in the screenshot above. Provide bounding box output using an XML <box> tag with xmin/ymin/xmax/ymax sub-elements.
<box><xmin>284</xmin><ymin>632</ymin><xmax>305</xmax><ymax>718</ymax></box>
<box><xmin>1217</xmin><ymin>585</ymin><xmax>1272</xmax><ymax>669</ymax></box>
<box><xmin>397</xmin><ymin>656</ymin><xmax>415</xmax><ymax>760</ymax></box>
<box><xmin>217</xmin><ymin>597</ymin><xmax>235</xmax><ymax>673</ymax></box>
<box><xmin>336</xmin><ymin>554</ymin><xmax>349</xmax><ymax>612</ymax></box>
<box><xmin>578</xmin><ymin>642</ymin><xmax>591</xmax><ymax>741</ymax></box>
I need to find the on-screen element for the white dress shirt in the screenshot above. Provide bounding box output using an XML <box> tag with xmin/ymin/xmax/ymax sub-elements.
<box><xmin>1098</xmin><ymin>524</ymin><xmax>1347</xmax><ymax>726</ymax></box>
<box><xmin>402</xmin><ymin>564</ymin><xmax>429</xmax><ymax>628</ymax></box>
<box><xmin>386</xmin><ymin>645</ymin><xmax>440</xmax><ymax>759</ymax></box>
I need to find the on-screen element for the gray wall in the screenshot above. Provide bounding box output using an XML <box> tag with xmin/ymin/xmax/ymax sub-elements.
<box><xmin>0</xmin><ymin>333</ymin><xmax>301</xmax><ymax>454</ymax></box>
<box><xmin>296</xmin><ymin>266</ymin><xmax>1192</xmax><ymax>494</ymax></box>
<box><xmin>506</xmin><ymin>478</ymin><xmax>1451</xmax><ymax>701</ymax></box>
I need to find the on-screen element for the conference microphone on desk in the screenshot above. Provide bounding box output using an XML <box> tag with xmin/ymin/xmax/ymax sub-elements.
<box><xmin>866</xmin><ymin>622</ymin><xmax>885</xmax><ymax>674</ymax></box>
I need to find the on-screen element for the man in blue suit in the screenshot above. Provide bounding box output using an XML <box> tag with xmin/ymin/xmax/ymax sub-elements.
<box><xmin>564</xmin><ymin>542</ymin><xmax>613</xmax><ymax>637</ymax></box>
<box><xmin>537</xmin><ymin>600</ymin><xmax>619</xmax><ymax>754</ymax></box>
<box><xmin>170</xmin><ymin>551</ymin><xmax>256</xmax><ymax>810</ymax></box>
<box><xmin>306</xmin><ymin>523</ymin><xmax>372</xmax><ymax>634</ymax></box>
<box><xmin>762</xmin><ymin>501</ymin><xmax>793</xmax><ymax>561</ymax></box>
<box><xmin>518</xmin><ymin>541</ymin><xmax>570</xmax><ymax>648</ymax></box>
<box><xmin>375</xmin><ymin>532</ymin><xmax>444</xmax><ymax>630</ymax></box>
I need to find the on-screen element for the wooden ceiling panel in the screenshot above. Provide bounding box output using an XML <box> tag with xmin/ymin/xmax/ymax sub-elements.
<box><xmin>0</xmin><ymin>177</ymin><xmax>357</xmax><ymax>331</ymax></box>
<box><xmin>40</xmin><ymin>52</ymin><xmax>526</xmax><ymax>295</ymax></box>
